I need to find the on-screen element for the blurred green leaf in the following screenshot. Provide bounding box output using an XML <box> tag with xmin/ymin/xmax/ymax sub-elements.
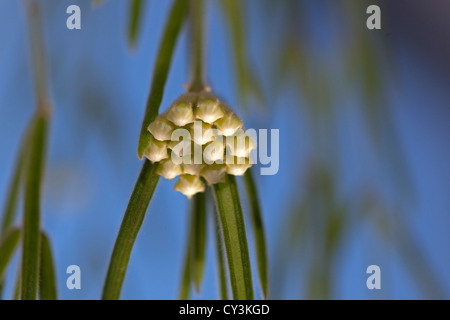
<box><xmin>137</xmin><ymin>0</ymin><xmax>189</xmax><ymax>158</ymax></box>
<box><xmin>178</xmin><ymin>243</ymin><xmax>192</xmax><ymax>300</ymax></box>
<box><xmin>220</xmin><ymin>0</ymin><xmax>264</xmax><ymax>111</ymax></box>
<box><xmin>128</xmin><ymin>0</ymin><xmax>145</xmax><ymax>50</ymax></box>
<box><xmin>102</xmin><ymin>160</ymin><xmax>159</xmax><ymax>300</ymax></box>
<box><xmin>191</xmin><ymin>192</ymin><xmax>207</xmax><ymax>292</ymax></box>
<box><xmin>21</xmin><ymin>112</ymin><xmax>48</xmax><ymax>300</ymax></box>
<box><xmin>39</xmin><ymin>232</ymin><xmax>57</xmax><ymax>300</ymax></box>
<box><xmin>0</xmin><ymin>228</ymin><xmax>21</xmax><ymax>282</ymax></box>
<box><xmin>213</xmin><ymin>174</ymin><xmax>254</xmax><ymax>300</ymax></box>
<box><xmin>1</xmin><ymin>131</ymin><xmax>29</xmax><ymax>235</ymax></box>
<box><xmin>244</xmin><ymin>170</ymin><xmax>269</xmax><ymax>299</ymax></box>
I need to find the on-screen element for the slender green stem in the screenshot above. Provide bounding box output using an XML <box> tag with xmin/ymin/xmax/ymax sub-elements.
<box><xmin>178</xmin><ymin>244</ymin><xmax>192</xmax><ymax>300</ymax></box>
<box><xmin>0</xmin><ymin>228</ymin><xmax>21</xmax><ymax>282</ymax></box>
<box><xmin>27</xmin><ymin>0</ymin><xmax>49</xmax><ymax>111</ymax></box>
<box><xmin>39</xmin><ymin>232</ymin><xmax>57</xmax><ymax>300</ymax></box>
<box><xmin>191</xmin><ymin>192</ymin><xmax>207</xmax><ymax>292</ymax></box>
<box><xmin>188</xmin><ymin>0</ymin><xmax>207</xmax><ymax>92</ymax></box>
<box><xmin>102</xmin><ymin>160</ymin><xmax>159</xmax><ymax>300</ymax></box>
<box><xmin>137</xmin><ymin>0</ymin><xmax>189</xmax><ymax>158</ymax></box>
<box><xmin>244</xmin><ymin>169</ymin><xmax>269</xmax><ymax>299</ymax></box>
<box><xmin>128</xmin><ymin>0</ymin><xmax>144</xmax><ymax>49</ymax></box>
<box><xmin>21</xmin><ymin>112</ymin><xmax>49</xmax><ymax>300</ymax></box>
<box><xmin>213</xmin><ymin>174</ymin><xmax>254</xmax><ymax>300</ymax></box>
<box><xmin>214</xmin><ymin>207</ymin><xmax>229</xmax><ymax>300</ymax></box>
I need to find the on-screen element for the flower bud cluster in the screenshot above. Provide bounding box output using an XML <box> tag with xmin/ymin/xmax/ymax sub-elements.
<box><xmin>144</xmin><ymin>92</ymin><xmax>255</xmax><ymax>198</ymax></box>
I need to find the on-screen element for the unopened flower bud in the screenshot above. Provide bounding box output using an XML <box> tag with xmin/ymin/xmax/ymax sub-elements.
<box><xmin>195</xmin><ymin>93</ymin><xmax>224</xmax><ymax>124</ymax></box>
<box><xmin>174</xmin><ymin>174</ymin><xmax>205</xmax><ymax>199</ymax></box>
<box><xmin>190</xmin><ymin>121</ymin><xmax>215</xmax><ymax>145</ymax></box>
<box><xmin>225</xmin><ymin>156</ymin><xmax>252</xmax><ymax>176</ymax></box>
<box><xmin>166</xmin><ymin>94</ymin><xmax>195</xmax><ymax>126</ymax></box>
<box><xmin>144</xmin><ymin>137</ymin><xmax>169</xmax><ymax>163</ymax></box>
<box><xmin>226</xmin><ymin>131</ymin><xmax>256</xmax><ymax>158</ymax></box>
<box><xmin>147</xmin><ymin>115</ymin><xmax>174</xmax><ymax>141</ymax></box>
<box><xmin>214</xmin><ymin>109</ymin><xmax>243</xmax><ymax>136</ymax></box>
<box><xmin>200</xmin><ymin>164</ymin><xmax>226</xmax><ymax>185</ymax></box>
<box><xmin>156</xmin><ymin>159</ymin><xmax>183</xmax><ymax>180</ymax></box>
<box><xmin>203</xmin><ymin>139</ymin><xmax>225</xmax><ymax>164</ymax></box>
<box><xmin>183</xmin><ymin>163</ymin><xmax>205</xmax><ymax>176</ymax></box>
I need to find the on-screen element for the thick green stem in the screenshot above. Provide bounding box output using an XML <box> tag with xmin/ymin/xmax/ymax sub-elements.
<box><xmin>213</xmin><ymin>175</ymin><xmax>254</xmax><ymax>300</ymax></box>
<box><xmin>188</xmin><ymin>0</ymin><xmax>207</xmax><ymax>92</ymax></box>
<box><xmin>137</xmin><ymin>0</ymin><xmax>189</xmax><ymax>158</ymax></box>
<box><xmin>21</xmin><ymin>111</ymin><xmax>49</xmax><ymax>300</ymax></box>
<box><xmin>102</xmin><ymin>160</ymin><xmax>159</xmax><ymax>300</ymax></box>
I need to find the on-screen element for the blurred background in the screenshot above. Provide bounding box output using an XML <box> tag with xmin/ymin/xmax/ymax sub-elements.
<box><xmin>0</xmin><ymin>0</ymin><xmax>449</xmax><ymax>299</ymax></box>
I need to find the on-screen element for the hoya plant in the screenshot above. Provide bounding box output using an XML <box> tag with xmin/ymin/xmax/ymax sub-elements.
<box><xmin>0</xmin><ymin>0</ymin><xmax>268</xmax><ymax>300</ymax></box>
<box><xmin>101</xmin><ymin>0</ymin><xmax>268</xmax><ymax>300</ymax></box>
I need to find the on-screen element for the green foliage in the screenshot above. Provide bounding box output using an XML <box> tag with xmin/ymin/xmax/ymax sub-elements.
<box><xmin>213</xmin><ymin>175</ymin><xmax>254</xmax><ymax>300</ymax></box>
<box><xmin>102</xmin><ymin>160</ymin><xmax>160</xmax><ymax>300</ymax></box>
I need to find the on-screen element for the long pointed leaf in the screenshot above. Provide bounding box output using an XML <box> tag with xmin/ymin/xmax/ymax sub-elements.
<box><xmin>214</xmin><ymin>206</ymin><xmax>229</xmax><ymax>300</ymax></box>
<box><xmin>128</xmin><ymin>0</ymin><xmax>145</xmax><ymax>49</ymax></box>
<box><xmin>191</xmin><ymin>192</ymin><xmax>207</xmax><ymax>292</ymax></box>
<box><xmin>137</xmin><ymin>0</ymin><xmax>189</xmax><ymax>158</ymax></box>
<box><xmin>102</xmin><ymin>160</ymin><xmax>159</xmax><ymax>300</ymax></box>
<box><xmin>244</xmin><ymin>169</ymin><xmax>269</xmax><ymax>299</ymax></box>
<box><xmin>21</xmin><ymin>112</ymin><xmax>48</xmax><ymax>300</ymax></box>
<box><xmin>178</xmin><ymin>245</ymin><xmax>192</xmax><ymax>300</ymax></box>
<box><xmin>1</xmin><ymin>134</ymin><xmax>28</xmax><ymax>235</ymax></box>
<box><xmin>213</xmin><ymin>174</ymin><xmax>253</xmax><ymax>300</ymax></box>
<box><xmin>0</xmin><ymin>228</ymin><xmax>21</xmax><ymax>282</ymax></box>
<box><xmin>39</xmin><ymin>232</ymin><xmax>57</xmax><ymax>300</ymax></box>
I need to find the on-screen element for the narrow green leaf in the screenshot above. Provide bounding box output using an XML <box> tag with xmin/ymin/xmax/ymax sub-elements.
<box><xmin>244</xmin><ymin>169</ymin><xmax>269</xmax><ymax>299</ymax></box>
<box><xmin>178</xmin><ymin>242</ymin><xmax>192</xmax><ymax>300</ymax></box>
<box><xmin>213</xmin><ymin>174</ymin><xmax>254</xmax><ymax>300</ymax></box>
<box><xmin>191</xmin><ymin>192</ymin><xmax>207</xmax><ymax>292</ymax></box>
<box><xmin>13</xmin><ymin>269</ymin><xmax>21</xmax><ymax>300</ymax></box>
<box><xmin>128</xmin><ymin>0</ymin><xmax>145</xmax><ymax>49</ymax></box>
<box><xmin>214</xmin><ymin>205</ymin><xmax>229</xmax><ymax>300</ymax></box>
<box><xmin>102</xmin><ymin>160</ymin><xmax>159</xmax><ymax>300</ymax></box>
<box><xmin>137</xmin><ymin>0</ymin><xmax>189</xmax><ymax>158</ymax></box>
<box><xmin>1</xmin><ymin>133</ymin><xmax>28</xmax><ymax>235</ymax></box>
<box><xmin>39</xmin><ymin>232</ymin><xmax>57</xmax><ymax>300</ymax></box>
<box><xmin>21</xmin><ymin>112</ymin><xmax>48</xmax><ymax>300</ymax></box>
<box><xmin>0</xmin><ymin>228</ymin><xmax>21</xmax><ymax>282</ymax></box>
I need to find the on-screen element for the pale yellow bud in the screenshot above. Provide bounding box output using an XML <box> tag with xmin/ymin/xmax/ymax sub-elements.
<box><xmin>166</xmin><ymin>99</ymin><xmax>195</xmax><ymax>127</ymax></box>
<box><xmin>225</xmin><ymin>156</ymin><xmax>252</xmax><ymax>176</ymax></box>
<box><xmin>174</xmin><ymin>174</ymin><xmax>205</xmax><ymax>199</ymax></box>
<box><xmin>214</xmin><ymin>110</ymin><xmax>243</xmax><ymax>136</ymax></box>
<box><xmin>200</xmin><ymin>164</ymin><xmax>226</xmax><ymax>185</ymax></box>
<box><xmin>143</xmin><ymin>137</ymin><xmax>169</xmax><ymax>163</ymax></box>
<box><xmin>147</xmin><ymin>115</ymin><xmax>174</xmax><ymax>141</ymax></box>
<box><xmin>203</xmin><ymin>139</ymin><xmax>225</xmax><ymax>164</ymax></box>
<box><xmin>190</xmin><ymin>121</ymin><xmax>215</xmax><ymax>145</ymax></box>
<box><xmin>196</xmin><ymin>93</ymin><xmax>224</xmax><ymax>124</ymax></box>
<box><xmin>156</xmin><ymin>159</ymin><xmax>183</xmax><ymax>180</ymax></box>
<box><xmin>183</xmin><ymin>163</ymin><xmax>205</xmax><ymax>176</ymax></box>
<box><xmin>226</xmin><ymin>131</ymin><xmax>256</xmax><ymax>158</ymax></box>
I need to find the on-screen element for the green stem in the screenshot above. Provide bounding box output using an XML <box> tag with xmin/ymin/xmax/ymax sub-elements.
<box><xmin>102</xmin><ymin>160</ymin><xmax>159</xmax><ymax>300</ymax></box>
<box><xmin>244</xmin><ymin>169</ymin><xmax>269</xmax><ymax>299</ymax></box>
<box><xmin>188</xmin><ymin>0</ymin><xmax>207</xmax><ymax>92</ymax></box>
<box><xmin>213</xmin><ymin>174</ymin><xmax>254</xmax><ymax>300</ymax></box>
<box><xmin>137</xmin><ymin>0</ymin><xmax>189</xmax><ymax>158</ymax></box>
<box><xmin>0</xmin><ymin>228</ymin><xmax>21</xmax><ymax>282</ymax></box>
<box><xmin>191</xmin><ymin>192</ymin><xmax>207</xmax><ymax>292</ymax></box>
<box><xmin>21</xmin><ymin>111</ymin><xmax>49</xmax><ymax>300</ymax></box>
<box><xmin>39</xmin><ymin>232</ymin><xmax>57</xmax><ymax>300</ymax></box>
<box><xmin>214</xmin><ymin>207</ymin><xmax>229</xmax><ymax>300</ymax></box>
